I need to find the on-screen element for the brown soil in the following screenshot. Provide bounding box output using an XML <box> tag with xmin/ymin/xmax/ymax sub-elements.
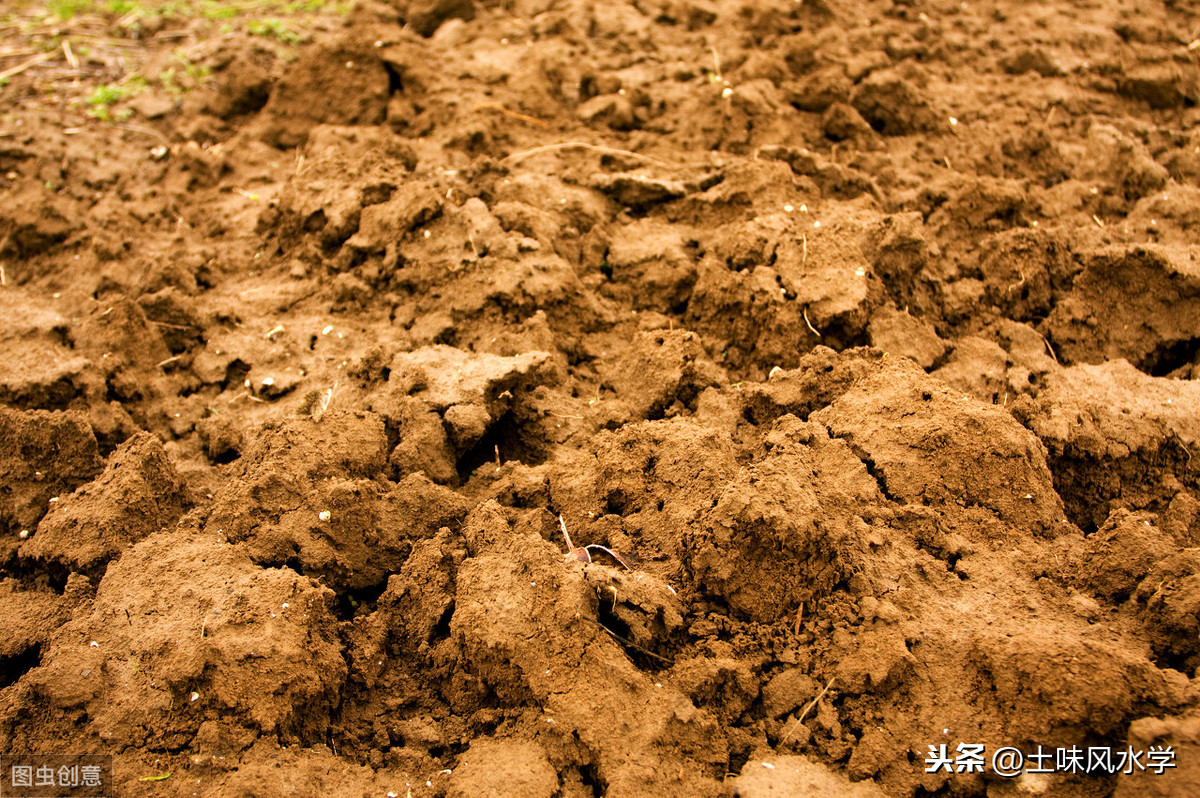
<box><xmin>2</xmin><ymin>0</ymin><xmax>1200</xmax><ymax>795</ymax></box>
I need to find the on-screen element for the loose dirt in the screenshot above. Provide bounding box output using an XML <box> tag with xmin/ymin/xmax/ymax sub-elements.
<box><xmin>2</xmin><ymin>0</ymin><xmax>1200</xmax><ymax>795</ymax></box>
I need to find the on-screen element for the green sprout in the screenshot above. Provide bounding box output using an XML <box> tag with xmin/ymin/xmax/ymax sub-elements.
<box><xmin>158</xmin><ymin>54</ymin><xmax>210</xmax><ymax>94</ymax></box>
<box><xmin>158</xmin><ymin>67</ymin><xmax>179</xmax><ymax>95</ymax></box>
<box><xmin>138</xmin><ymin>772</ymin><xmax>172</xmax><ymax>782</ymax></box>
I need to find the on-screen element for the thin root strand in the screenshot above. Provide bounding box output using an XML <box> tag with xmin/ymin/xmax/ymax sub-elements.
<box><xmin>803</xmin><ymin>308</ymin><xmax>822</xmax><ymax>339</ymax></box>
<box><xmin>780</xmin><ymin>677</ymin><xmax>836</xmax><ymax>745</ymax></box>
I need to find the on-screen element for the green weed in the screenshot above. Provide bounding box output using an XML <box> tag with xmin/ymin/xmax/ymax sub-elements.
<box><xmin>46</xmin><ymin>0</ymin><xmax>93</xmax><ymax>20</ymax></box>
<box><xmin>45</xmin><ymin>0</ymin><xmax>350</xmax><ymax>25</ymax></box>
<box><xmin>85</xmin><ymin>76</ymin><xmax>145</xmax><ymax>120</ymax></box>
<box><xmin>246</xmin><ymin>17</ymin><xmax>300</xmax><ymax>43</ymax></box>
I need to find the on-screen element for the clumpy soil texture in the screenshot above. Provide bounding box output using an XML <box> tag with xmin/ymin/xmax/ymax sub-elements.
<box><xmin>3</xmin><ymin>0</ymin><xmax>1200</xmax><ymax>795</ymax></box>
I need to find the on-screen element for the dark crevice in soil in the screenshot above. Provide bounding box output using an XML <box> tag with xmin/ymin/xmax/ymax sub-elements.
<box><xmin>728</xmin><ymin>747</ymin><xmax>752</xmax><ymax>778</ymax></box>
<box><xmin>591</xmin><ymin>607</ymin><xmax>673</xmax><ymax>672</ymax></box>
<box><xmin>1141</xmin><ymin>336</ymin><xmax>1200</xmax><ymax>377</ymax></box>
<box><xmin>604</xmin><ymin>488</ymin><xmax>629</xmax><ymax>516</ymax></box>
<box><xmin>1149</xmin><ymin>648</ymin><xmax>1192</xmax><ymax>674</ymax></box>
<box><xmin>578</xmin><ymin>761</ymin><xmax>605</xmax><ymax>798</ymax></box>
<box><xmin>4</xmin><ymin>554</ymin><xmax>73</xmax><ymax>595</ymax></box>
<box><xmin>1042</xmin><ymin>462</ymin><xmax>1101</xmax><ymax>534</ymax></box>
<box><xmin>430</xmin><ymin>600</ymin><xmax>455</xmax><ymax>644</ymax></box>
<box><xmin>223</xmin><ymin>359</ymin><xmax>251</xmax><ymax>392</ymax></box>
<box><xmin>280</xmin><ymin>556</ymin><xmax>305</xmax><ymax>576</ymax></box>
<box><xmin>333</xmin><ymin>581</ymin><xmax>389</xmax><ymax>622</ymax></box>
<box><xmin>211</xmin><ymin>447</ymin><xmax>240</xmax><ymax>465</ymax></box>
<box><xmin>1048</xmin><ymin>444</ymin><xmax>1196</xmax><ymax>533</ymax></box>
<box><xmin>0</xmin><ymin>644</ymin><xmax>41</xmax><ymax>690</ymax></box>
<box><xmin>455</xmin><ymin>411</ymin><xmax>544</xmax><ymax>482</ymax></box>
<box><xmin>829</xmin><ymin>429</ymin><xmax>899</xmax><ymax>503</ymax></box>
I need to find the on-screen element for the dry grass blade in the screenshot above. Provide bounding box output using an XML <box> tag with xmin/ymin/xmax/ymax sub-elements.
<box><xmin>296</xmin><ymin>381</ymin><xmax>338</xmax><ymax>421</ymax></box>
<box><xmin>313</xmin><ymin>382</ymin><xmax>337</xmax><ymax>421</ymax></box>
<box><xmin>559</xmin><ymin>516</ymin><xmax>634</xmax><ymax>569</ymax></box>
<box><xmin>1041</xmin><ymin>333</ymin><xmax>1059</xmax><ymax>364</ymax></box>
<box><xmin>0</xmin><ymin>51</ymin><xmax>53</xmax><ymax>81</ymax></box>
<box><xmin>803</xmin><ymin>307</ymin><xmax>822</xmax><ymax>339</ymax></box>
<box><xmin>558</xmin><ymin>514</ymin><xmax>576</xmax><ymax>552</ymax></box>
<box><xmin>474</xmin><ymin>102</ymin><xmax>551</xmax><ymax>129</ymax></box>
<box><xmin>504</xmin><ymin>141</ymin><xmax>671</xmax><ymax>168</ymax></box>
<box><xmin>150</xmin><ymin>320</ymin><xmax>194</xmax><ymax>331</ymax></box>
<box><xmin>582</xmin><ymin>544</ymin><xmax>633</xmax><ymax>571</ymax></box>
<box><xmin>111</xmin><ymin>122</ymin><xmax>171</xmax><ymax>144</ymax></box>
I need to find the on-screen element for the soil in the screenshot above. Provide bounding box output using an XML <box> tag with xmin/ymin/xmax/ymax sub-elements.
<box><xmin>2</xmin><ymin>0</ymin><xmax>1200</xmax><ymax>795</ymax></box>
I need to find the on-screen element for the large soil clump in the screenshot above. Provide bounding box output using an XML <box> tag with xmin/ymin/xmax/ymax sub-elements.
<box><xmin>1</xmin><ymin>0</ymin><xmax>1199</xmax><ymax>795</ymax></box>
